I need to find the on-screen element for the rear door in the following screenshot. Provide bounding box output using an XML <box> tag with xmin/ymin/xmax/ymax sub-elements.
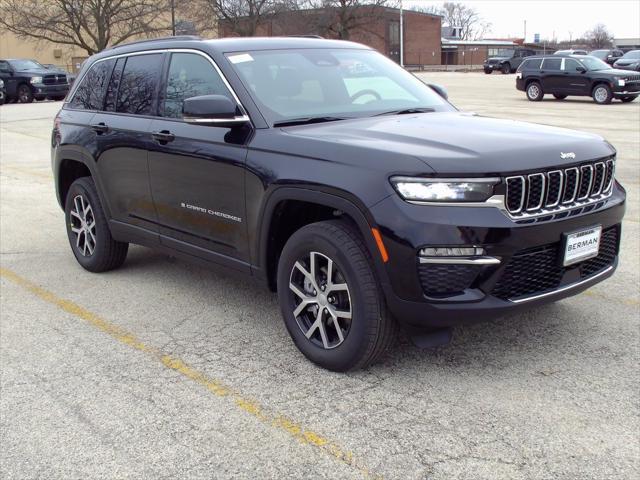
<box><xmin>540</xmin><ymin>57</ymin><xmax>563</xmax><ymax>92</ymax></box>
<box><xmin>147</xmin><ymin>51</ymin><xmax>250</xmax><ymax>270</ymax></box>
<box><xmin>91</xmin><ymin>53</ymin><xmax>164</xmax><ymax>232</ymax></box>
<box><xmin>562</xmin><ymin>58</ymin><xmax>589</xmax><ymax>94</ymax></box>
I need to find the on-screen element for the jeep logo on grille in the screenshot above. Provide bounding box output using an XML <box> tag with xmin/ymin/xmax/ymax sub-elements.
<box><xmin>560</xmin><ymin>152</ymin><xmax>576</xmax><ymax>159</ymax></box>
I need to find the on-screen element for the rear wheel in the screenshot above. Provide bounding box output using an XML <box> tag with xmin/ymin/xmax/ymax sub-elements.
<box><xmin>526</xmin><ymin>81</ymin><xmax>543</xmax><ymax>101</ymax></box>
<box><xmin>592</xmin><ymin>84</ymin><xmax>612</xmax><ymax>104</ymax></box>
<box><xmin>620</xmin><ymin>95</ymin><xmax>637</xmax><ymax>103</ymax></box>
<box><xmin>64</xmin><ymin>177</ymin><xmax>128</xmax><ymax>272</ymax></box>
<box><xmin>501</xmin><ymin>63</ymin><xmax>511</xmax><ymax>74</ymax></box>
<box><xmin>17</xmin><ymin>84</ymin><xmax>33</xmax><ymax>103</ymax></box>
<box><xmin>277</xmin><ymin>220</ymin><xmax>396</xmax><ymax>371</ymax></box>
<box><xmin>553</xmin><ymin>94</ymin><xmax>567</xmax><ymax>100</ymax></box>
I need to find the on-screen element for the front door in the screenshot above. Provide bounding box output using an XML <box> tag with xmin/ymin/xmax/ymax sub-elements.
<box><xmin>148</xmin><ymin>51</ymin><xmax>250</xmax><ymax>271</ymax></box>
<box><xmin>388</xmin><ymin>21</ymin><xmax>401</xmax><ymax>63</ymax></box>
<box><xmin>562</xmin><ymin>58</ymin><xmax>590</xmax><ymax>95</ymax></box>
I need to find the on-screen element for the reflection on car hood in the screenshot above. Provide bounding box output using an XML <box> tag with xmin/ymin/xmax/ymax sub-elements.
<box><xmin>281</xmin><ymin>112</ymin><xmax>614</xmax><ymax>175</ymax></box>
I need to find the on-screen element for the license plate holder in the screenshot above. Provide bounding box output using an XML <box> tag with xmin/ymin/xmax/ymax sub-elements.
<box><xmin>562</xmin><ymin>225</ymin><xmax>601</xmax><ymax>266</ymax></box>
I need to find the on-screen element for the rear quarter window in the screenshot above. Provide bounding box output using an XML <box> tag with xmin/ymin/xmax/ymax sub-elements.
<box><xmin>69</xmin><ymin>59</ymin><xmax>115</xmax><ymax>110</ymax></box>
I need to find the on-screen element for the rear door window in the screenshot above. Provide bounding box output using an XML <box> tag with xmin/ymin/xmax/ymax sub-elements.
<box><xmin>521</xmin><ymin>58</ymin><xmax>542</xmax><ymax>70</ymax></box>
<box><xmin>69</xmin><ymin>59</ymin><xmax>115</xmax><ymax>110</ymax></box>
<box><xmin>542</xmin><ymin>58</ymin><xmax>562</xmax><ymax>70</ymax></box>
<box><xmin>115</xmin><ymin>53</ymin><xmax>163</xmax><ymax>116</ymax></box>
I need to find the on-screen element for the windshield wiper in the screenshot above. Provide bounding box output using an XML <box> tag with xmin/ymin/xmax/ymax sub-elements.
<box><xmin>273</xmin><ymin>116</ymin><xmax>346</xmax><ymax>127</ymax></box>
<box><xmin>374</xmin><ymin>107</ymin><xmax>435</xmax><ymax>116</ymax></box>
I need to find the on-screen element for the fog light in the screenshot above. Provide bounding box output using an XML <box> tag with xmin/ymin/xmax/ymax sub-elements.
<box><xmin>618</xmin><ymin>79</ymin><xmax>626</xmax><ymax>87</ymax></box>
<box><xmin>420</xmin><ymin>247</ymin><xmax>485</xmax><ymax>257</ymax></box>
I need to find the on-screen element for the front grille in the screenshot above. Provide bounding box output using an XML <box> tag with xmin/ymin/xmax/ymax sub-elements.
<box><xmin>418</xmin><ymin>263</ymin><xmax>481</xmax><ymax>296</ymax></box>
<box><xmin>43</xmin><ymin>74</ymin><xmax>67</xmax><ymax>85</ymax></box>
<box><xmin>505</xmin><ymin>158</ymin><xmax>614</xmax><ymax>219</ymax></box>
<box><xmin>492</xmin><ymin>226</ymin><xmax>618</xmax><ymax>300</ymax></box>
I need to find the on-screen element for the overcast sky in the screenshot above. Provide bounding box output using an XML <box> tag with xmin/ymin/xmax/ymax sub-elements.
<box><xmin>405</xmin><ymin>0</ymin><xmax>640</xmax><ymax>42</ymax></box>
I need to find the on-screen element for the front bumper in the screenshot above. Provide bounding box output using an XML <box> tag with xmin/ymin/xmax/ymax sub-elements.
<box><xmin>371</xmin><ymin>183</ymin><xmax>626</xmax><ymax>328</ymax></box>
<box><xmin>32</xmin><ymin>83</ymin><xmax>70</xmax><ymax>98</ymax></box>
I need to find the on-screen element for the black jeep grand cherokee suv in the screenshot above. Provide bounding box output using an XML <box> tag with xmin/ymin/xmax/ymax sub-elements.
<box><xmin>52</xmin><ymin>37</ymin><xmax>626</xmax><ymax>371</ymax></box>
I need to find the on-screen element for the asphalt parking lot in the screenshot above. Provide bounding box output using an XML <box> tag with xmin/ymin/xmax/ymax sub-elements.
<box><xmin>1</xmin><ymin>71</ymin><xmax>638</xmax><ymax>479</ymax></box>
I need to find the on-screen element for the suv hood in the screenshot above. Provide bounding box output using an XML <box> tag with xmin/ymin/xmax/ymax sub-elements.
<box><xmin>486</xmin><ymin>56</ymin><xmax>510</xmax><ymax>62</ymax></box>
<box><xmin>14</xmin><ymin>68</ymin><xmax>57</xmax><ymax>76</ymax></box>
<box><xmin>281</xmin><ymin>112</ymin><xmax>614</xmax><ymax>175</ymax></box>
<box><xmin>595</xmin><ymin>68</ymin><xmax>638</xmax><ymax>76</ymax></box>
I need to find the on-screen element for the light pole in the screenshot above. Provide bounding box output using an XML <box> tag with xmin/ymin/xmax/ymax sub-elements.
<box><xmin>399</xmin><ymin>0</ymin><xmax>404</xmax><ymax>67</ymax></box>
<box><xmin>171</xmin><ymin>0</ymin><xmax>176</xmax><ymax>36</ymax></box>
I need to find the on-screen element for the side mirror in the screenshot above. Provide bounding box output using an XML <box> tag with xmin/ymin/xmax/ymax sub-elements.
<box><xmin>183</xmin><ymin>94</ymin><xmax>249</xmax><ymax>127</ymax></box>
<box><xmin>428</xmin><ymin>83</ymin><xmax>448</xmax><ymax>100</ymax></box>
<box><xmin>576</xmin><ymin>66</ymin><xmax>587</xmax><ymax>73</ymax></box>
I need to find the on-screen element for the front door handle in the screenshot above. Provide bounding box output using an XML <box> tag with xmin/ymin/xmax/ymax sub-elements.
<box><xmin>91</xmin><ymin>122</ymin><xmax>109</xmax><ymax>134</ymax></box>
<box><xmin>151</xmin><ymin>130</ymin><xmax>175</xmax><ymax>144</ymax></box>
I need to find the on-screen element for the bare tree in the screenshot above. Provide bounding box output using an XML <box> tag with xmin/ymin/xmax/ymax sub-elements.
<box><xmin>0</xmin><ymin>0</ymin><xmax>174</xmax><ymax>55</ymax></box>
<box><xmin>204</xmin><ymin>0</ymin><xmax>299</xmax><ymax>36</ymax></box>
<box><xmin>584</xmin><ymin>23</ymin><xmax>614</xmax><ymax>49</ymax></box>
<box><xmin>305</xmin><ymin>0</ymin><xmax>397</xmax><ymax>40</ymax></box>
<box><xmin>417</xmin><ymin>2</ymin><xmax>490</xmax><ymax>40</ymax></box>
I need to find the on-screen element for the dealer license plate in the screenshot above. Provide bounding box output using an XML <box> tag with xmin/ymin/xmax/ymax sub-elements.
<box><xmin>563</xmin><ymin>226</ymin><xmax>601</xmax><ymax>266</ymax></box>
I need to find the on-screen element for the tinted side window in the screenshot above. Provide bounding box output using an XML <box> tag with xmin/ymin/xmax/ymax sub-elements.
<box><xmin>523</xmin><ymin>58</ymin><xmax>542</xmax><ymax>70</ymax></box>
<box><xmin>564</xmin><ymin>59</ymin><xmax>582</xmax><ymax>72</ymax></box>
<box><xmin>104</xmin><ymin>57</ymin><xmax>125</xmax><ymax>112</ymax></box>
<box><xmin>163</xmin><ymin>53</ymin><xmax>233</xmax><ymax>118</ymax></box>
<box><xmin>542</xmin><ymin>58</ymin><xmax>562</xmax><ymax>70</ymax></box>
<box><xmin>0</xmin><ymin>60</ymin><xmax>11</xmax><ymax>73</ymax></box>
<box><xmin>69</xmin><ymin>59</ymin><xmax>115</xmax><ymax>110</ymax></box>
<box><xmin>116</xmin><ymin>54</ymin><xmax>163</xmax><ymax>115</ymax></box>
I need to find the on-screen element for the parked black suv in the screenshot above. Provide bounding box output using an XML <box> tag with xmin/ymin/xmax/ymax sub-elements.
<box><xmin>52</xmin><ymin>37</ymin><xmax>626</xmax><ymax>371</ymax></box>
<box><xmin>589</xmin><ymin>48</ymin><xmax>624</xmax><ymax>65</ymax></box>
<box><xmin>516</xmin><ymin>55</ymin><xmax>640</xmax><ymax>103</ymax></box>
<box><xmin>0</xmin><ymin>59</ymin><xmax>70</xmax><ymax>103</ymax></box>
<box><xmin>484</xmin><ymin>48</ymin><xmax>536</xmax><ymax>74</ymax></box>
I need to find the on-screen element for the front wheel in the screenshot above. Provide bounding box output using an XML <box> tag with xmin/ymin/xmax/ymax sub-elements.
<box><xmin>64</xmin><ymin>177</ymin><xmax>128</xmax><ymax>272</ymax></box>
<box><xmin>17</xmin><ymin>84</ymin><xmax>33</xmax><ymax>103</ymax></box>
<box><xmin>483</xmin><ymin>68</ymin><xmax>492</xmax><ymax>74</ymax></box>
<box><xmin>620</xmin><ymin>95</ymin><xmax>637</xmax><ymax>103</ymax></box>
<box><xmin>277</xmin><ymin>220</ymin><xmax>397</xmax><ymax>371</ymax></box>
<box><xmin>526</xmin><ymin>81</ymin><xmax>544</xmax><ymax>101</ymax></box>
<box><xmin>501</xmin><ymin>63</ymin><xmax>511</xmax><ymax>74</ymax></box>
<box><xmin>592</xmin><ymin>84</ymin><xmax>612</xmax><ymax>104</ymax></box>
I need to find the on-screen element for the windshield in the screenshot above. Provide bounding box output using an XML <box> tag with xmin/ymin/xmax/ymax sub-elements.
<box><xmin>8</xmin><ymin>59</ymin><xmax>45</xmax><ymax>71</ymax></box>
<box><xmin>493</xmin><ymin>49</ymin><xmax>515</xmax><ymax>57</ymax></box>
<box><xmin>621</xmin><ymin>50</ymin><xmax>640</xmax><ymax>59</ymax></box>
<box><xmin>579</xmin><ymin>56</ymin><xmax>612</xmax><ymax>70</ymax></box>
<box><xmin>226</xmin><ymin>49</ymin><xmax>452</xmax><ymax>124</ymax></box>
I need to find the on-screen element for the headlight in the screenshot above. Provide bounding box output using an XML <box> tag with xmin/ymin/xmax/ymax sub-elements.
<box><xmin>0</xmin><ymin>79</ymin><xmax>4</xmax><ymax>88</ymax></box>
<box><xmin>390</xmin><ymin>177</ymin><xmax>499</xmax><ymax>202</ymax></box>
<box><xmin>30</xmin><ymin>76</ymin><xmax>43</xmax><ymax>84</ymax></box>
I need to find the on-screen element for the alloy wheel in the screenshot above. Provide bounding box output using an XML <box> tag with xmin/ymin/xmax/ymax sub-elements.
<box><xmin>288</xmin><ymin>251</ymin><xmax>352</xmax><ymax>349</ymax></box>
<box><xmin>69</xmin><ymin>194</ymin><xmax>96</xmax><ymax>256</ymax></box>
<box><xmin>594</xmin><ymin>87</ymin><xmax>608</xmax><ymax>103</ymax></box>
<box><xmin>528</xmin><ymin>84</ymin><xmax>540</xmax><ymax>99</ymax></box>
<box><xmin>18</xmin><ymin>86</ymin><xmax>31</xmax><ymax>103</ymax></box>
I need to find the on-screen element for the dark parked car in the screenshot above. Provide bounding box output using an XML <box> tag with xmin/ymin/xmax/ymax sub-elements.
<box><xmin>0</xmin><ymin>78</ymin><xmax>5</xmax><ymax>105</ymax></box>
<box><xmin>589</xmin><ymin>49</ymin><xmax>624</xmax><ymax>65</ymax></box>
<box><xmin>53</xmin><ymin>37</ymin><xmax>625</xmax><ymax>371</ymax></box>
<box><xmin>613</xmin><ymin>50</ymin><xmax>640</xmax><ymax>71</ymax></box>
<box><xmin>0</xmin><ymin>58</ymin><xmax>70</xmax><ymax>103</ymax></box>
<box><xmin>484</xmin><ymin>48</ymin><xmax>536</xmax><ymax>74</ymax></box>
<box><xmin>516</xmin><ymin>55</ymin><xmax>639</xmax><ymax>103</ymax></box>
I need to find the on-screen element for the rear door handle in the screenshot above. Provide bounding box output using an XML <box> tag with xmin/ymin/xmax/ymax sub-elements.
<box><xmin>151</xmin><ymin>130</ymin><xmax>175</xmax><ymax>144</ymax></box>
<box><xmin>91</xmin><ymin>122</ymin><xmax>109</xmax><ymax>134</ymax></box>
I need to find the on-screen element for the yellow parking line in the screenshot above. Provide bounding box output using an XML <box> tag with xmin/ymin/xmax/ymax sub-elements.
<box><xmin>0</xmin><ymin>267</ymin><xmax>381</xmax><ymax>480</ymax></box>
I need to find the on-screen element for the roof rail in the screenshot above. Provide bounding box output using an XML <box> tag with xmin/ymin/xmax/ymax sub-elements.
<box><xmin>105</xmin><ymin>35</ymin><xmax>201</xmax><ymax>51</ymax></box>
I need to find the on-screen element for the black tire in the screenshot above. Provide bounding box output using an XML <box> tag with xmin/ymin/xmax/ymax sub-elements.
<box><xmin>501</xmin><ymin>63</ymin><xmax>511</xmax><ymax>74</ymax></box>
<box><xmin>17</xmin><ymin>84</ymin><xmax>34</xmax><ymax>103</ymax></box>
<box><xmin>277</xmin><ymin>220</ymin><xmax>397</xmax><ymax>371</ymax></box>
<box><xmin>51</xmin><ymin>95</ymin><xmax>66</xmax><ymax>101</ymax></box>
<box><xmin>592</xmin><ymin>84</ymin><xmax>612</xmax><ymax>104</ymax></box>
<box><xmin>483</xmin><ymin>68</ymin><xmax>492</xmax><ymax>74</ymax></box>
<box><xmin>553</xmin><ymin>94</ymin><xmax>567</xmax><ymax>100</ymax></box>
<box><xmin>526</xmin><ymin>81</ymin><xmax>544</xmax><ymax>101</ymax></box>
<box><xmin>620</xmin><ymin>95</ymin><xmax>637</xmax><ymax>103</ymax></box>
<box><xmin>64</xmin><ymin>177</ymin><xmax>128</xmax><ymax>272</ymax></box>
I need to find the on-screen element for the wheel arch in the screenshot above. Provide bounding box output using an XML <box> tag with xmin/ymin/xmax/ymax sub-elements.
<box><xmin>255</xmin><ymin>187</ymin><xmax>391</xmax><ymax>292</ymax></box>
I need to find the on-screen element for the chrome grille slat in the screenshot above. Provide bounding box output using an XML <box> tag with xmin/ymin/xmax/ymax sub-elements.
<box><xmin>504</xmin><ymin>158</ymin><xmax>615</xmax><ymax>220</ymax></box>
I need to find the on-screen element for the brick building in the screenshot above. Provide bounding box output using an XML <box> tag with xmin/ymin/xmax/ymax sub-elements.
<box><xmin>219</xmin><ymin>7</ymin><xmax>442</xmax><ymax>66</ymax></box>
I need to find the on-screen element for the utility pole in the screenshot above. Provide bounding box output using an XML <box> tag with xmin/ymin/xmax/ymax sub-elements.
<box><xmin>524</xmin><ymin>20</ymin><xmax>526</xmax><ymax>42</ymax></box>
<box><xmin>399</xmin><ymin>0</ymin><xmax>404</xmax><ymax>67</ymax></box>
<box><xmin>171</xmin><ymin>0</ymin><xmax>176</xmax><ymax>36</ymax></box>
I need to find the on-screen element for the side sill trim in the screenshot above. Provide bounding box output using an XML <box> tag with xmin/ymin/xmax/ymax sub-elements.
<box><xmin>509</xmin><ymin>266</ymin><xmax>614</xmax><ymax>303</ymax></box>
